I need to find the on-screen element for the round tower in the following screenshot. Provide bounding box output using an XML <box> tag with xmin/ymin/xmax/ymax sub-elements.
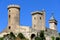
<box><xmin>7</xmin><ymin>4</ymin><xmax>20</xmax><ymax>31</ymax></box>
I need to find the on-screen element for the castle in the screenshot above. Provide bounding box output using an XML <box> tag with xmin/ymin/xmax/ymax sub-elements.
<box><xmin>0</xmin><ymin>4</ymin><xmax>59</xmax><ymax>40</ymax></box>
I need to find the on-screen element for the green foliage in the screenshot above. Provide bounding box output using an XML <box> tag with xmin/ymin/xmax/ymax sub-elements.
<box><xmin>40</xmin><ymin>30</ymin><xmax>45</xmax><ymax>40</ymax></box>
<box><xmin>59</xmin><ymin>33</ymin><xmax>60</xmax><ymax>36</ymax></box>
<box><xmin>51</xmin><ymin>36</ymin><xmax>55</xmax><ymax>40</ymax></box>
<box><xmin>56</xmin><ymin>37</ymin><xmax>60</xmax><ymax>40</ymax></box>
<box><xmin>0</xmin><ymin>32</ymin><xmax>28</xmax><ymax>40</ymax></box>
<box><xmin>35</xmin><ymin>30</ymin><xmax>45</xmax><ymax>40</ymax></box>
<box><xmin>10</xmin><ymin>32</ymin><xmax>16</xmax><ymax>38</ymax></box>
<box><xmin>17</xmin><ymin>33</ymin><xmax>25</xmax><ymax>39</ymax></box>
<box><xmin>35</xmin><ymin>37</ymin><xmax>41</xmax><ymax>40</ymax></box>
<box><xmin>40</xmin><ymin>30</ymin><xmax>44</xmax><ymax>37</ymax></box>
<box><xmin>0</xmin><ymin>37</ymin><xmax>3</xmax><ymax>40</ymax></box>
<box><xmin>51</xmin><ymin>36</ymin><xmax>60</xmax><ymax>40</ymax></box>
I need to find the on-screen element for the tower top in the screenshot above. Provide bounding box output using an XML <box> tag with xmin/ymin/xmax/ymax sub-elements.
<box><xmin>49</xmin><ymin>13</ymin><xmax>57</xmax><ymax>25</ymax></box>
<box><xmin>8</xmin><ymin>4</ymin><xmax>20</xmax><ymax>9</ymax></box>
<box><xmin>50</xmin><ymin>13</ymin><xmax>55</xmax><ymax>20</ymax></box>
<box><xmin>31</xmin><ymin>11</ymin><xmax>45</xmax><ymax>15</ymax></box>
<box><xmin>50</xmin><ymin>15</ymin><xmax>55</xmax><ymax>20</ymax></box>
<box><xmin>31</xmin><ymin>9</ymin><xmax>45</xmax><ymax>15</ymax></box>
<box><xmin>31</xmin><ymin>11</ymin><xmax>42</xmax><ymax>15</ymax></box>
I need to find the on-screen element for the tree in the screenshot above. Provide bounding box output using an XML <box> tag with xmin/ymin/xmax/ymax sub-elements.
<box><xmin>3</xmin><ymin>32</ymin><xmax>16</xmax><ymax>40</ymax></box>
<box><xmin>51</xmin><ymin>36</ymin><xmax>55</xmax><ymax>40</ymax></box>
<box><xmin>17</xmin><ymin>33</ymin><xmax>25</xmax><ymax>39</ymax></box>
<box><xmin>35</xmin><ymin>37</ymin><xmax>41</xmax><ymax>40</ymax></box>
<box><xmin>56</xmin><ymin>37</ymin><xmax>60</xmax><ymax>40</ymax></box>
<box><xmin>40</xmin><ymin>30</ymin><xmax>45</xmax><ymax>40</ymax></box>
<box><xmin>35</xmin><ymin>30</ymin><xmax>46</xmax><ymax>40</ymax></box>
<box><xmin>10</xmin><ymin>32</ymin><xmax>16</xmax><ymax>38</ymax></box>
<box><xmin>59</xmin><ymin>33</ymin><xmax>60</xmax><ymax>36</ymax></box>
<box><xmin>0</xmin><ymin>37</ymin><xmax>3</xmax><ymax>40</ymax></box>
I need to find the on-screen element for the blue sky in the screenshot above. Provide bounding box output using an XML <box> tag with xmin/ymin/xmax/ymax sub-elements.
<box><xmin>0</xmin><ymin>0</ymin><xmax>60</xmax><ymax>32</ymax></box>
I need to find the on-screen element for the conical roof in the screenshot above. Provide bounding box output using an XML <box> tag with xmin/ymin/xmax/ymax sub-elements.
<box><xmin>50</xmin><ymin>13</ymin><xmax>56</xmax><ymax>20</ymax></box>
<box><xmin>50</xmin><ymin>15</ymin><xmax>55</xmax><ymax>20</ymax></box>
<box><xmin>49</xmin><ymin>13</ymin><xmax>57</xmax><ymax>24</ymax></box>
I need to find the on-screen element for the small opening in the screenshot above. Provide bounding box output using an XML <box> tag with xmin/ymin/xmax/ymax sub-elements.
<box><xmin>34</xmin><ymin>17</ymin><xmax>36</xmax><ymax>19</ymax></box>
<box><xmin>9</xmin><ymin>10</ymin><xmax>11</xmax><ymax>12</ymax></box>
<box><xmin>45</xmin><ymin>29</ymin><xmax>47</xmax><ymax>31</ymax></box>
<box><xmin>31</xmin><ymin>34</ymin><xmax>35</xmax><ymax>39</ymax></box>
<box><xmin>40</xmin><ymin>17</ymin><xmax>41</xmax><ymax>19</ymax></box>
<box><xmin>9</xmin><ymin>26</ymin><xmax>11</xmax><ymax>29</ymax></box>
<box><xmin>9</xmin><ymin>15</ymin><xmax>11</xmax><ymax>18</ymax></box>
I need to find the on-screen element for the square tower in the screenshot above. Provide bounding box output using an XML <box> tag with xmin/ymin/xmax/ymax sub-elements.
<box><xmin>32</xmin><ymin>10</ymin><xmax>45</xmax><ymax>30</ymax></box>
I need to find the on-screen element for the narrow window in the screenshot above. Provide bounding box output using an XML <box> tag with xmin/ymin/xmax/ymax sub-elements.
<box><xmin>34</xmin><ymin>17</ymin><xmax>36</xmax><ymax>19</ymax></box>
<box><xmin>45</xmin><ymin>29</ymin><xmax>47</xmax><ymax>31</ymax></box>
<box><xmin>40</xmin><ymin>17</ymin><xmax>41</xmax><ymax>19</ymax></box>
<box><xmin>9</xmin><ymin>26</ymin><xmax>11</xmax><ymax>29</ymax></box>
<box><xmin>9</xmin><ymin>10</ymin><xmax>11</xmax><ymax>12</ymax></box>
<box><xmin>9</xmin><ymin>15</ymin><xmax>10</xmax><ymax>18</ymax></box>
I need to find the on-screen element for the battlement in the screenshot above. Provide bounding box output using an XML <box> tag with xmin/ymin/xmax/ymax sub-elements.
<box><xmin>8</xmin><ymin>4</ymin><xmax>20</xmax><ymax>9</ymax></box>
<box><xmin>31</xmin><ymin>11</ymin><xmax>45</xmax><ymax>15</ymax></box>
<box><xmin>32</xmin><ymin>11</ymin><xmax>42</xmax><ymax>15</ymax></box>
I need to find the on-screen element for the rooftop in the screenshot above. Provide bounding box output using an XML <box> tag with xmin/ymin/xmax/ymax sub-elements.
<box><xmin>31</xmin><ymin>11</ymin><xmax>44</xmax><ymax>15</ymax></box>
<box><xmin>7</xmin><ymin>4</ymin><xmax>20</xmax><ymax>9</ymax></box>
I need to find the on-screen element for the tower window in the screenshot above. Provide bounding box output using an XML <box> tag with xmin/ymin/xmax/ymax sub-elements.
<box><xmin>9</xmin><ymin>10</ymin><xmax>11</xmax><ymax>12</ymax></box>
<box><xmin>34</xmin><ymin>17</ymin><xmax>36</xmax><ymax>19</ymax></box>
<box><xmin>40</xmin><ymin>17</ymin><xmax>41</xmax><ymax>19</ymax></box>
<box><xmin>9</xmin><ymin>26</ymin><xmax>11</xmax><ymax>29</ymax></box>
<box><xmin>45</xmin><ymin>29</ymin><xmax>47</xmax><ymax>31</ymax></box>
<box><xmin>9</xmin><ymin>15</ymin><xmax>11</xmax><ymax>18</ymax></box>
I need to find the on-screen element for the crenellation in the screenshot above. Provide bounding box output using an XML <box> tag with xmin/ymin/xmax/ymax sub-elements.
<box><xmin>8</xmin><ymin>4</ymin><xmax>20</xmax><ymax>9</ymax></box>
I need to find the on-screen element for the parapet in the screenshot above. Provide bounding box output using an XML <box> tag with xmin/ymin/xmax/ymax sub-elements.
<box><xmin>31</xmin><ymin>9</ymin><xmax>45</xmax><ymax>15</ymax></box>
<box><xmin>31</xmin><ymin>11</ymin><xmax>43</xmax><ymax>15</ymax></box>
<box><xmin>7</xmin><ymin>4</ymin><xmax>20</xmax><ymax>9</ymax></box>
